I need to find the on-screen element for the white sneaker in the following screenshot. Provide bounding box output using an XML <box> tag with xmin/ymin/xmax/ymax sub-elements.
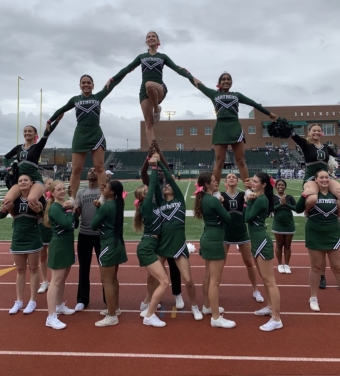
<box><xmin>283</xmin><ymin>264</ymin><xmax>291</xmax><ymax>274</ymax></box>
<box><xmin>143</xmin><ymin>314</ymin><xmax>166</xmax><ymax>327</ymax></box>
<box><xmin>191</xmin><ymin>305</ymin><xmax>203</xmax><ymax>320</ymax></box>
<box><xmin>46</xmin><ymin>313</ymin><xmax>66</xmax><ymax>330</ymax></box>
<box><xmin>38</xmin><ymin>281</ymin><xmax>49</xmax><ymax>294</ymax></box>
<box><xmin>140</xmin><ymin>308</ymin><xmax>148</xmax><ymax>318</ymax></box>
<box><xmin>175</xmin><ymin>294</ymin><xmax>185</xmax><ymax>310</ymax></box>
<box><xmin>98</xmin><ymin>195</ymin><xmax>106</xmax><ymax>205</ymax></box>
<box><xmin>253</xmin><ymin>291</ymin><xmax>264</xmax><ymax>303</ymax></box>
<box><xmin>212</xmin><ymin>191</ymin><xmax>221</xmax><ymax>199</ymax></box>
<box><xmin>100</xmin><ymin>308</ymin><xmax>121</xmax><ymax>316</ymax></box>
<box><xmin>23</xmin><ymin>300</ymin><xmax>36</xmax><ymax>314</ymax></box>
<box><xmin>140</xmin><ymin>302</ymin><xmax>161</xmax><ymax>311</ymax></box>
<box><xmin>95</xmin><ymin>315</ymin><xmax>119</xmax><ymax>327</ymax></box>
<box><xmin>259</xmin><ymin>317</ymin><xmax>283</xmax><ymax>332</ymax></box>
<box><xmin>211</xmin><ymin>316</ymin><xmax>236</xmax><ymax>329</ymax></box>
<box><xmin>202</xmin><ymin>305</ymin><xmax>225</xmax><ymax>315</ymax></box>
<box><xmin>9</xmin><ymin>300</ymin><xmax>23</xmax><ymax>315</ymax></box>
<box><xmin>153</xmin><ymin>105</ymin><xmax>162</xmax><ymax>124</ymax></box>
<box><xmin>56</xmin><ymin>302</ymin><xmax>76</xmax><ymax>315</ymax></box>
<box><xmin>254</xmin><ymin>306</ymin><xmax>272</xmax><ymax>316</ymax></box>
<box><xmin>309</xmin><ymin>297</ymin><xmax>320</xmax><ymax>312</ymax></box>
<box><xmin>278</xmin><ymin>265</ymin><xmax>285</xmax><ymax>273</ymax></box>
<box><xmin>75</xmin><ymin>303</ymin><xmax>85</xmax><ymax>312</ymax></box>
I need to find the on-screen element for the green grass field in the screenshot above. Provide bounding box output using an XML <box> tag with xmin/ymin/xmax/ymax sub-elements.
<box><xmin>0</xmin><ymin>179</ymin><xmax>306</xmax><ymax>241</ymax></box>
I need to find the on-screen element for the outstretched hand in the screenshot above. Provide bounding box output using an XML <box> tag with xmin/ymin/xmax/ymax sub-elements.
<box><xmin>269</xmin><ymin>113</ymin><xmax>278</xmax><ymax>121</ymax></box>
<box><xmin>105</xmin><ymin>78</ymin><xmax>113</xmax><ymax>90</ymax></box>
<box><xmin>151</xmin><ymin>139</ymin><xmax>160</xmax><ymax>153</ymax></box>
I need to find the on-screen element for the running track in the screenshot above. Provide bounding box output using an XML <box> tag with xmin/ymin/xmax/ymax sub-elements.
<box><xmin>0</xmin><ymin>241</ymin><xmax>339</xmax><ymax>376</ymax></box>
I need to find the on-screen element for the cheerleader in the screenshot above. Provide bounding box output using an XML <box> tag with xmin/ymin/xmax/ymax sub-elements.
<box><xmin>46</xmin><ymin>75</ymin><xmax>123</xmax><ymax>203</ymax></box>
<box><xmin>295</xmin><ymin>170</ymin><xmax>340</xmax><ymax>311</ymax></box>
<box><xmin>1</xmin><ymin>175</ymin><xmax>44</xmax><ymax>315</ymax></box>
<box><xmin>134</xmin><ymin>157</ymin><xmax>168</xmax><ymax>327</ymax></box>
<box><xmin>190</xmin><ymin>72</ymin><xmax>277</xmax><ymax>186</ymax></box>
<box><xmin>91</xmin><ymin>180</ymin><xmax>127</xmax><ymax>327</ymax></box>
<box><xmin>244</xmin><ymin>173</ymin><xmax>282</xmax><ymax>331</ymax></box>
<box><xmin>44</xmin><ymin>181</ymin><xmax>79</xmax><ymax>330</ymax></box>
<box><xmin>194</xmin><ymin>172</ymin><xmax>236</xmax><ymax>328</ymax></box>
<box><xmin>106</xmin><ymin>31</ymin><xmax>200</xmax><ymax>145</ymax></box>
<box><xmin>221</xmin><ymin>173</ymin><xmax>264</xmax><ymax>302</ymax></box>
<box><xmin>272</xmin><ymin>179</ymin><xmax>296</xmax><ymax>274</ymax></box>
<box><xmin>38</xmin><ymin>178</ymin><xmax>54</xmax><ymax>293</ymax></box>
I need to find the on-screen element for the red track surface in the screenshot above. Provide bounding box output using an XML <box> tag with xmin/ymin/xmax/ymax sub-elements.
<box><xmin>0</xmin><ymin>241</ymin><xmax>339</xmax><ymax>376</ymax></box>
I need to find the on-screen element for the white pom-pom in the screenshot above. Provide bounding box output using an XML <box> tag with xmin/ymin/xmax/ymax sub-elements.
<box><xmin>187</xmin><ymin>242</ymin><xmax>196</xmax><ymax>253</ymax></box>
<box><xmin>244</xmin><ymin>189</ymin><xmax>252</xmax><ymax>198</ymax></box>
<box><xmin>328</xmin><ymin>156</ymin><xmax>338</xmax><ymax>170</ymax></box>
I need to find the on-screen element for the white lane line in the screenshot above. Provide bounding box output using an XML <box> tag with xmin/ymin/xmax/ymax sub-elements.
<box><xmin>184</xmin><ymin>180</ymin><xmax>192</xmax><ymax>202</ymax></box>
<box><xmin>1</xmin><ymin>282</ymin><xmax>338</xmax><ymax>288</ymax></box>
<box><xmin>0</xmin><ymin>350</ymin><xmax>339</xmax><ymax>362</ymax></box>
<box><xmin>0</xmin><ymin>264</ymin><xmax>315</xmax><ymax>269</ymax></box>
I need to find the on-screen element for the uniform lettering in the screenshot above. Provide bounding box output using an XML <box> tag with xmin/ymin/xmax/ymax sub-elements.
<box><xmin>317</xmin><ymin>199</ymin><xmax>337</xmax><ymax>204</ymax></box>
<box><xmin>19</xmin><ymin>203</ymin><xmax>28</xmax><ymax>213</ymax></box>
<box><xmin>316</xmin><ymin>150</ymin><xmax>326</xmax><ymax>160</ymax></box>
<box><xmin>20</xmin><ymin>151</ymin><xmax>28</xmax><ymax>160</ymax></box>
<box><xmin>229</xmin><ymin>199</ymin><xmax>238</xmax><ymax>210</ymax></box>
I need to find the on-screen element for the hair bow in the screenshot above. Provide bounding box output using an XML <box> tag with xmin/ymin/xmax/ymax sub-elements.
<box><xmin>269</xmin><ymin>177</ymin><xmax>276</xmax><ymax>187</ymax></box>
<box><xmin>133</xmin><ymin>199</ymin><xmax>140</xmax><ymax>207</ymax></box>
<box><xmin>45</xmin><ymin>191</ymin><xmax>51</xmax><ymax>199</ymax></box>
<box><xmin>122</xmin><ymin>191</ymin><xmax>128</xmax><ymax>200</ymax></box>
<box><xmin>194</xmin><ymin>182</ymin><xmax>203</xmax><ymax>195</ymax></box>
<box><xmin>34</xmin><ymin>134</ymin><xmax>39</xmax><ymax>144</ymax></box>
<box><xmin>216</xmin><ymin>84</ymin><xmax>220</xmax><ymax>89</ymax></box>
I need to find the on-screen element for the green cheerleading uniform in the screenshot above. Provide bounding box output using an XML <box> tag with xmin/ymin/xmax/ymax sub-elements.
<box><xmin>157</xmin><ymin>161</ymin><xmax>189</xmax><ymax>259</ymax></box>
<box><xmin>48</xmin><ymin>79</ymin><xmax>122</xmax><ymax>153</ymax></box>
<box><xmin>47</xmin><ymin>202</ymin><xmax>79</xmax><ymax>269</ymax></box>
<box><xmin>272</xmin><ymin>195</ymin><xmax>296</xmax><ymax>234</ymax></box>
<box><xmin>221</xmin><ymin>191</ymin><xmax>250</xmax><ymax>245</ymax></box>
<box><xmin>190</xmin><ymin>82</ymin><xmax>270</xmax><ymax>145</ymax></box>
<box><xmin>8</xmin><ymin>196</ymin><xmax>45</xmax><ymax>254</ymax></box>
<box><xmin>291</xmin><ymin>134</ymin><xmax>337</xmax><ymax>183</ymax></box>
<box><xmin>112</xmin><ymin>52</ymin><xmax>194</xmax><ymax>103</ymax></box>
<box><xmin>296</xmin><ymin>192</ymin><xmax>340</xmax><ymax>250</ymax></box>
<box><xmin>91</xmin><ymin>200</ymin><xmax>127</xmax><ymax>267</ymax></box>
<box><xmin>200</xmin><ymin>194</ymin><xmax>231</xmax><ymax>260</ymax></box>
<box><xmin>39</xmin><ymin>197</ymin><xmax>53</xmax><ymax>245</ymax></box>
<box><xmin>137</xmin><ymin>168</ymin><xmax>163</xmax><ymax>267</ymax></box>
<box><xmin>3</xmin><ymin>122</ymin><xmax>60</xmax><ymax>185</ymax></box>
<box><xmin>244</xmin><ymin>195</ymin><xmax>273</xmax><ymax>260</ymax></box>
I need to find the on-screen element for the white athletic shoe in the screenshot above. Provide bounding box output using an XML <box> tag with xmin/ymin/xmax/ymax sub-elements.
<box><xmin>283</xmin><ymin>264</ymin><xmax>292</xmax><ymax>274</ymax></box>
<box><xmin>153</xmin><ymin>106</ymin><xmax>162</xmax><ymax>124</ymax></box>
<box><xmin>143</xmin><ymin>314</ymin><xmax>166</xmax><ymax>327</ymax></box>
<box><xmin>254</xmin><ymin>306</ymin><xmax>272</xmax><ymax>316</ymax></box>
<box><xmin>95</xmin><ymin>315</ymin><xmax>119</xmax><ymax>327</ymax></box>
<box><xmin>191</xmin><ymin>305</ymin><xmax>203</xmax><ymax>321</ymax></box>
<box><xmin>278</xmin><ymin>265</ymin><xmax>285</xmax><ymax>273</ymax></box>
<box><xmin>140</xmin><ymin>308</ymin><xmax>148</xmax><ymax>318</ymax></box>
<box><xmin>211</xmin><ymin>316</ymin><xmax>236</xmax><ymax>329</ymax></box>
<box><xmin>140</xmin><ymin>302</ymin><xmax>161</xmax><ymax>311</ymax></box>
<box><xmin>175</xmin><ymin>294</ymin><xmax>185</xmax><ymax>309</ymax></box>
<box><xmin>309</xmin><ymin>297</ymin><xmax>320</xmax><ymax>312</ymax></box>
<box><xmin>23</xmin><ymin>300</ymin><xmax>36</xmax><ymax>314</ymax></box>
<box><xmin>9</xmin><ymin>301</ymin><xmax>23</xmax><ymax>315</ymax></box>
<box><xmin>46</xmin><ymin>313</ymin><xmax>66</xmax><ymax>330</ymax></box>
<box><xmin>56</xmin><ymin>302</ymin><xmax>76</xmax><ymax>315</ymax></box>
<box><xmin>259</xmin><ymin>317</ymin><xmax>283</xmax><ymax>332</ymax></box>
<box><xmin>75</xmin><ymin>303</ymin><xmax>85</xmax><ymax>312</ymax></box>
<box><xmin>253</xmin><ymin>291</ymin><xmax>265</xmax><ymax>303</ymax></box>
<box><xmin>37</xmin><ymin>281</ymin><xmax>49</xmax><ymax>294</ymax></box>
<box><xmin>100</xmin><ymin>308</ymin><xmax>121</xmax><ymax>316</ymax></box>
<box><xmin>202</xmin><ymin>305</ymin><xmax>225</xmax><ymax>315</ymax></box>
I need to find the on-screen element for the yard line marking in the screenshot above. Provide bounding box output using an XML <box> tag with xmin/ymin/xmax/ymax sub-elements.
<box><xmin>0</xmin><ymin>350</ymin><xmax>340</xmax><ymax>362</ymax></box>
<box><xmin>184</xmin><ymin>181</ymin><xmax>192</xmax><ymax>202</ymax></box>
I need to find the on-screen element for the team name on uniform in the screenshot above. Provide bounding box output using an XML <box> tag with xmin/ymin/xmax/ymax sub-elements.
<box><xmin>78</xmin><ymin>99</ymin><xmax>100</xmax><ymax>106</ymax></box>
<box><xmin>317</xmin><ymin>199</ymin><xmax>337</xmax><ymax>204</ymax></box>
<box><xmin>215</xmin><ymin>95</ymin><xmax>238</xmax><ymax>101</ymax></box>
<box><xmin>141</xmin><ymin>58</ymin><xmax>164</xmax><ymax>63</ymax></box>
<box><xmin>160</xmin><ymin>202</ymin><xmax>181</xmax><ymax>211</ymax></box>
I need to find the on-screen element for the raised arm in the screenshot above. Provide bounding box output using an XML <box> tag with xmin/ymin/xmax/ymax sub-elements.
<box><xmin>48</xmin><ymin>97</ymin><xmax>76</xmax><ymax>123</ymax></box>
<box><xmin>244</xmin><ymin>197</ymin><xmax>267</xmax><ymax>223</ymax></box>
<box><xmin>295</xmin><ymin>195</ymin><xmax>306</xmax><ymax>214</ymax></box>
<box><xmin>189</xmin><ymin>79</ymin><xmax>216</xmax><ymax>98</ymax></box>
<box><xmin>50</xmin><ymin>204</ymin><xmax>76</xmax><ymax>230</ymax></box>
<box><xmin>112</xmin><ymin>56</ymin><xmax>141</xmax><ymax>82</ymax></box>
<box><xmin>91</xmin><ymin>204</ymin><xmax>109</xmax><ymax>231</ymax></box>
<box><xmin>3</xmin><ymin>146</ymin><xmax>20</xmax><ymax>167</ymax></box>
<box><xmin>158</xmin><ymin>160</ymin><xmax>183</xmax><ymax>201</ymax></box>
<box><xmin>163</xmin><ymin>55</ymin><xmax>194</xmax><ymax>80</ymax></box>
<box><xmin>96</xmin><ymin>77</ymin><xmax>124</xmax><ymax>101</ymax></box>
<box><xmin>291</xmin><ymin>133</ymin><xmax>308</xmax><ymax>149</ymax></box>
<box><xmin>237</xmin><ymin>93</ymin><xmax>272</xmax><ymax>116</ymax></box>
<box><xmin>143</xmin><ymin>166</ymin><xmax>158</xmax><ymax>209</ymax></box>
<box><xmin>210</xmin><ymin>197</ymin><xmax>231</xmax><ymax>224</ymax></box>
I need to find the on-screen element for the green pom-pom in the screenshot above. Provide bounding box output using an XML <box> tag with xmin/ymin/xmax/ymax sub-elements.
<box><xmin>267</xmin><ymin>117</ymin><xmax>294</xmax><ymax>139</ymax></box>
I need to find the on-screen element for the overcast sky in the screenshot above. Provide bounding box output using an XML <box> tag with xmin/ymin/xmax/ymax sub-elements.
<box><xmin>1</xmin><ymin>0</ymin><xmax>340</xmax><ymax>154</ymax></box>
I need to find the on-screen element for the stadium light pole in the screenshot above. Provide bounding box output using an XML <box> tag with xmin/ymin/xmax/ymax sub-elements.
<box><xmin>16</xmin><ymin>76</ymin><xmax>25</xmax><ymax>144</ymax></box>
<box><xmin>164</xmin><ymin>111</ymin><xmax>176</xmax><ymax>120</ymax></box>
<box><xmin>40</xmin><ymin>89</ymin><xmax>43</xmax><ymax>138</ymax></box>
<box><xmin>127</xmin><ymin>139</ymin><xmax>128</xmax><ymax>150</ymax></box>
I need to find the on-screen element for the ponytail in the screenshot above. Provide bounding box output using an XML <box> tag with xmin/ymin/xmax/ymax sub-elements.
<box><xmin>254</xmin><ymin>172</ymin><xmax>274</xmax><ymax>216</ymax></box>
